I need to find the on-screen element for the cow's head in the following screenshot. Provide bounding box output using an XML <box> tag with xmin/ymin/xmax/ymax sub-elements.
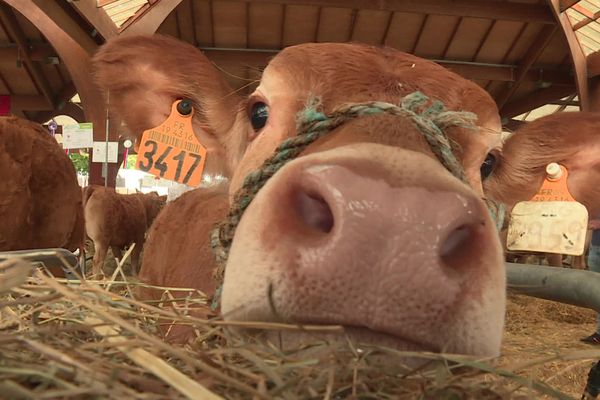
<box><xmin>94</xmin><ymin>36</ymin><xmax>506</xmax><ymax>358</ymax></box>
<box><xmin>484</xmin><ymin>112</ymin><xmax>600</xmax><ymax>217</ymax></box>
<box><xmin>138</xmin><ymin>191</ymin><xmax>167</xmax><ymax>228</ymax></box>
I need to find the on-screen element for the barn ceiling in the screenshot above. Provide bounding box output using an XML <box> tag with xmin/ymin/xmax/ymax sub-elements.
<box><xmin>0</xmin><ymin>0</ymin><xmax>597</xmax><ymax>126</ymax></box>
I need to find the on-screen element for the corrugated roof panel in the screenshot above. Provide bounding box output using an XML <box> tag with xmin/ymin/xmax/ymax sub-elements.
<box><xmin>101</xmin><ymin>0</ymin><xmax>149</xmax><ymax>28</ymax></box>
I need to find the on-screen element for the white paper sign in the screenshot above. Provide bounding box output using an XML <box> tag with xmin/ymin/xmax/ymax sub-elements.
<box><xmin>92</xmin><ymin>141</ymin><xmax>119</xmax><ymax>163</ymax></box>
<box><xmin>62</xmin><ymin>123</ymin><xmax>94</xmax><ymax>149</ymax></box>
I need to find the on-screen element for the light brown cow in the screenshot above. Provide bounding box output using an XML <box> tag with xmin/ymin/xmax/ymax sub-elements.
<box><xmin>0</xmin><ymin>116</ymin><xmax>85</xmax><ymax>273</ymax></box>
<box><xmin>93</xmin><ymin>35</ymin><xmax>506</xmax><ymax>357</ymax></box>
<box><xmin>83</xmin><ymin>185</ymin><xmax>166</xmax><ymax>278</ymax></box>
<box><xmin>484</xmin><ymin>112</ymin><xmax>600</xmax><ymax>267</ymax></box>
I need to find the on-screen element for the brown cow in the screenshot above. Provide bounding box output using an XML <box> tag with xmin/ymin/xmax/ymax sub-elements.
<box><xmin>83</xmin><ymin>185</ymin><xmax>166</xmax><ymax>278</ymax></box>
<box><xmin>93</xmin><ymin>35</ymin><xmax>506</xmax><ymax>357</ymax></box>
<box><xmin>484</xmin><ymin>112</ymin><xmax>600</xmax><ymax>267</ymax></box>
<box><xmin>0</xmin><ymin>116</ymin><xmax>85</xmax><ymax>271</ymax></box>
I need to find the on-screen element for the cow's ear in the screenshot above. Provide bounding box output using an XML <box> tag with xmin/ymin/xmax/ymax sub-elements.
<box><xmin>92</xmin><ymin>34</ymin><xmax>241</xmax><ymax>160</ymax></box>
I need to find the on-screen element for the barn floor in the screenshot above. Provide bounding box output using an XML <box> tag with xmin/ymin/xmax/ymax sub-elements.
<box><xmin>500</xmin><ymin>293</ymin><xmax>598</xmax><ymax>398</ymax></box>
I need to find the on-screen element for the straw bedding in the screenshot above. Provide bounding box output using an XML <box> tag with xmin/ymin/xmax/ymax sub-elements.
<box><xmin>1</xmin><ymin>255</ymin><xmax>599</xmax><ymax>400</ymax></box>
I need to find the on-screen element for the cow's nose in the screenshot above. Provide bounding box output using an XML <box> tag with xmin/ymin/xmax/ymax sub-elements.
<box><xmin>281</xmin><ymin>164</ymin><xmax>487</xmax><ymax>276</ymax></box>
<box><xmin>250</xmin><ymin>162</ymin><xmax>500</xmax><ymax>348</ymax></box>
<box><xmin>222</xmin><ymin>145</ymin><xmax>504</xmax><ymax>356</ymax></box>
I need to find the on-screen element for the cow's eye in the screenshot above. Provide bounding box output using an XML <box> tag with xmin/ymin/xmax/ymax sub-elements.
<box><xmin>249</xmin><ymin>102</ymin><xmax>268</xmax><ymax>131</ymax></box>
<box><xmin>481</xmin><ymin>153</ymin><xmax>497</xmax><ymax>179</ymax></box>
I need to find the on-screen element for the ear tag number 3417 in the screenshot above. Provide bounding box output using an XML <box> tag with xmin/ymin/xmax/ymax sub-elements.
<box><xmin>136</xmin><ymin>100</ymin><xmax>206</xmax><ymax>186</ymax></box>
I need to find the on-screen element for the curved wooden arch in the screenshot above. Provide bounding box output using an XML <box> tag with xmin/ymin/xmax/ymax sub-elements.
<box><xmin>121</xmin><ymin>0</ymin><xmax>183</xmax><ymax>36</ymax></box>
<box><xmin>2</xmin><ymin>0</ymin><xmax>120</xmax><ymax>186</ymax></box>
<box><xmin>548</xmin><ymin>0</ymin><xmax>590</xmax><ymax>111</ymax></box>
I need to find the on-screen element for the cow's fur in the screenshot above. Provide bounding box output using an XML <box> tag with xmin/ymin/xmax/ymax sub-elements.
<box><xmin>0</xmin><ymin>117</ymin><xmax>84</xmax><ymax>263</ymax></box>
<box><xmin>83</xmin><ymin>185</ymin><xmax>165</xmax><ymax>277</ymax></box>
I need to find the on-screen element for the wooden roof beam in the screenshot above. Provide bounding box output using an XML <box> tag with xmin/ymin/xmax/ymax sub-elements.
<box><xmin>231</xmin><ymin>0</ymin><xmax>554</xmax><ymax>23</ymax></box>
<box><xmin>560</xmin><ymin>0</ymin><xmax>582</xmax><ymax>12</ymax></box>
<box><xmin>97</xmin><ymin>0</ymin><xmax>122</xmax><ymax>7</ymax></box>
<box><xmin>69</xmin><ymin>0</ymin><xmax>118</xmax><ymax>41</ymax></box>
<box><xmin>200</xmin><ymin>48</ymin><xmax>574</xmax><ymax>86</ymax></box>
<box><xmin>0</xmin><ymin>4</ymin><xmax>55</xmax><ymax>108</ymax></box>
<box><xmin>496</xmin><ymin>24</ymin><xmax>558</xmax><ymax>109</ymax></box>
<box><xmin>31</xmin><ymin>102</ymin><xmax>85</xmax><ymax>125</ymax></box>
<box><xmin>571</xmin><ymin>3</ymin><xmax>600</xmax><ymax>30</ymax></box>
<box><xmin>28</xmin><ymin>1</ymin><xmax>99</xmax><ymax>54</ymax></box>
<box><xmin>0</xmin><ymin>42</ymin><xmax>57</xmax><ymax>61</ymax></box>
<box><xmin>550</xmin><ymin>0</ymin><xmax>589</xmax><ymax>110</ymax></box>
<box><xmin>120</xmin><ymin>0</ymin><xmax>182</xmax><ymax>35</ymax></box>
<box><xmin>10</xmin><ymin>95</ymin><xmax>52</xmax><ymax>111</ymax></box>
<box><xmin>501</xmin><ymin>85</ymin><xmax>576</xmax><ymax>119</ymax></box>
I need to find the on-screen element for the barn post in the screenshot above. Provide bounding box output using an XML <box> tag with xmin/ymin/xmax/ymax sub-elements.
<box><xmin>0</xmin><ymin>0</ymin><xmax>120</xmax><ymax>187</ymax></box>
<box><xmin>548</xmin><ymin>0</ymin><xmax>591</xmax><ymax>110</ymax></box>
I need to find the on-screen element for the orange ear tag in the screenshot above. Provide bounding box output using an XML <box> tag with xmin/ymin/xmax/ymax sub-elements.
<box><xmin>507</xmin><ymin>163</ymin><xmax>588</xmax><ymax>256</ymax></box>
<box><xmin>529</xmin><ymin>163</ymin><xmax>575</xmax><ymax>202</ymax></box>
<box><xmin>136</xmin><ymin>100</ymin><xmax>207</xmax><ymax>186</ymax></box>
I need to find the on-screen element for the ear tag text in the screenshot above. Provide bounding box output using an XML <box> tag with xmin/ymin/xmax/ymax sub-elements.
<box><xmin>507</xmin><ymin>163</ymin><xmax>589</xmax><ymax>256</ymax></box>
<box><xmin>136</xmin><ymin>100</ymin><xmax>206</xmax><ymax>186</ymax></box>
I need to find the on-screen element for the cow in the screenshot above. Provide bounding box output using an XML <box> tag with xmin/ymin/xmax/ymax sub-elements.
<box><xmin>93</xmin><ymin>34</ymin><xmax>506</xmax><ymax>358</ymax></box>
<box><xmin>484</xmin><ymin>112</ymin><xmax>600</xmax><ymax>267</ymax></box>
<box><xmin>83</xmin><ymin>185</ymin><xmax>166</xmax><ymax>278</ymax></box>
<box><xmin>0</xmin><ymin>116</ymin><xmax>85</xmax><ymax>276</ymax></box>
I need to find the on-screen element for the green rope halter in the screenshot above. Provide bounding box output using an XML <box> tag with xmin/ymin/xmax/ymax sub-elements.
<box><xmin>210</xmin><ymin>91</ymin><xmax>505</xmax><ymax>307</ymax></box>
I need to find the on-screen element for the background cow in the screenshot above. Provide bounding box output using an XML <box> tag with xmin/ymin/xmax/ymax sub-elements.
<box><xmin>484</xmin><ymin>112</ymin><xmax>600</xmax><ymax>268</ymax></box>
<box><xmin>0</xmin><ymin>116</ymin><xmax>84</xmax><ymax>275</ymax></box>
<box><xmin>83</xmin><ymin>185</ymin><xmax>165</xmax><ymax>278</ymax></box>
<box><xmin>93</xmin><ymin>35</ymin><xmax>506</xmax><ymax>357</ymax></box>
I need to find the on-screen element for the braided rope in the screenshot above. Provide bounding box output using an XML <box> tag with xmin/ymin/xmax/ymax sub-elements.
<box><xmin>209</xmin><ymin>91</ymin><xmax>505</xmax><ymax>310</ymax></box>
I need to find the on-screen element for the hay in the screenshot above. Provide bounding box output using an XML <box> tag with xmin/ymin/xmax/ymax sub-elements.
<box><xmin>1</xmin><ymin>258</ymin><xmax>599</xmax><ymax>399</ymax></box>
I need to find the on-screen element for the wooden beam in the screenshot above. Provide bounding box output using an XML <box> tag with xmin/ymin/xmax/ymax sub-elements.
<box><xmin>501</xmin><ymin>85</ymin><xmax>576</xmax><ymax>119</ymax></box>
<box><xmin>29</xmin><ymin>1</ymin><xmax>99</xmax><ymax>55</ymax></box>
<box><xmin>571</xmin><ymin>4</ymin><xmax>600</xmax><ymax>30</ymax></box>
<box><xmin>549</xmin><ymin>97</ymin><xmax>579</xmax><ymax>106</ymax></box>
<box><xmin>69</xmin><ymin>0</ymin><xmax>118</xmax><ymax>41</ymax></box>
<box><xmin>0</xmin><ymin>4</ymin><xmax>56</xmax><ymax>108</ymax></box>
<box><xmin>97</xmin><ymin>0</ymin><xmax>122</xmax><ymax>7</ymax></box>
<box><xmin>8</xmin><ymin>81</ymin><xmax>76</xmax><ymax>115</ymax></box>
<box><xmin>496</xmin><ymin>24</ymin><xmax>558</xmax><ymax>109</ymax></box>
<box><xmin>560</xmin><ymin>0</ymin><xmax>582</xmax><ymax>12</ymax></box>
<box><xmin>200</xmin><ymin>48</ymin><xmax>574</xmax><ymax>85</ymax></box>
<box><xmin>553</xmin><ymin>92</ymin><xmax>577</xmax><ymax>112</ymax></box>
<box><xmin>0</xmin><ymin>42</ymin><xmax>57</xmax><ymax>61</ymax></box>
<box><xmin>549</xmin><ymin>0</ymin><xmax>589</xmax><ymax>110</ymax></box>
<box><xmin>120</xmin><ymin>0</ymin><xmax>183</xmax><ymax>35</ymax></box>
<box><xmin>590</xmin><ymin>76</ymin><xmax>600</xmax><ymax>111</ymax></box>
<box><xmin>31</xmin><ymin>102</ymin><xmax>85</xmax><ymax>124</ymax></box>
<box><xmin>222</xmin><ymin>0</ymin><xmax>554</xmax><ymax>23</ymax></box>
<box><xmin>10</xmin><ymin>94</ymin><xmax>52</xmax><ymax>111</ymax></box>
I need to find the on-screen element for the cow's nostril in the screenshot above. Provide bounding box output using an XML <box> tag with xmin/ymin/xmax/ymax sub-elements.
<box><xmin>440</xmin><ymin>224</ymin><xmax>474</xmax><ymax>268</ymax></box>
<box><xmin>294</xmin><ymin>190</ymin><xmax>334</xmax><ymax>233</ymax></box>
